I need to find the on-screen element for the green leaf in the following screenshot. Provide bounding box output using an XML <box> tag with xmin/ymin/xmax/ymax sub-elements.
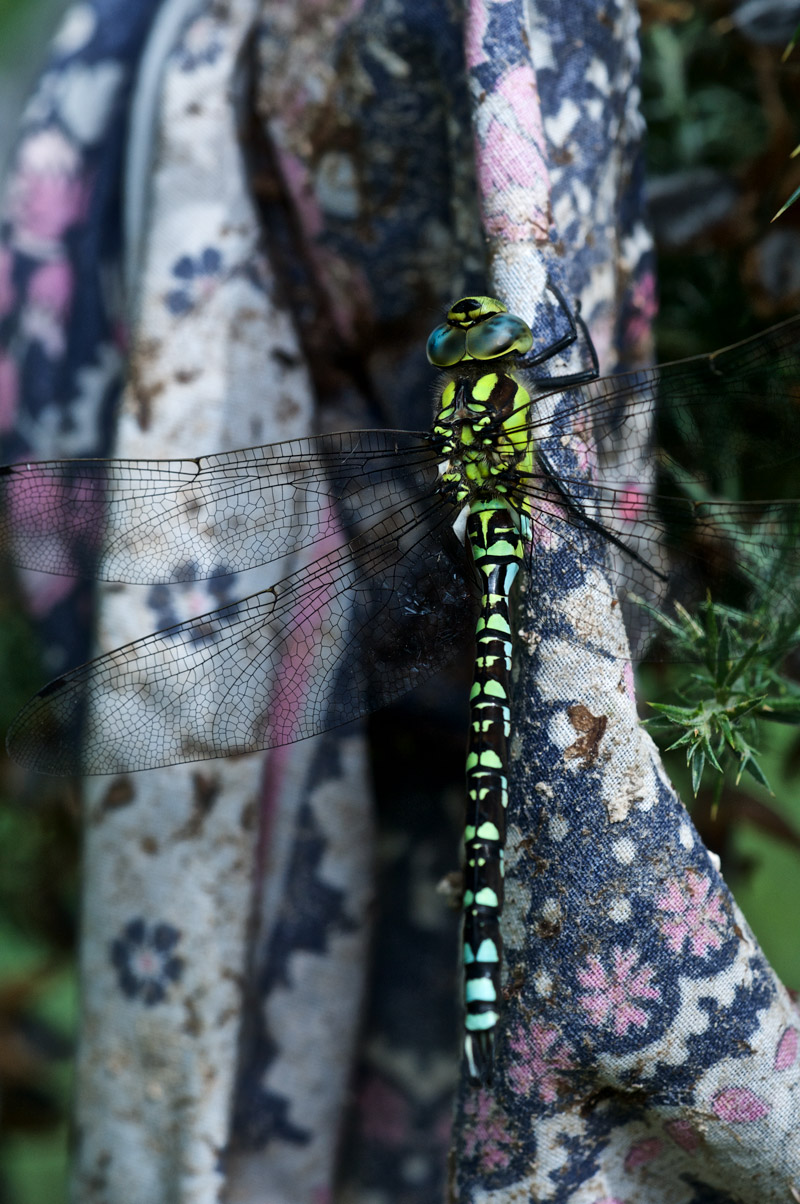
<box><xmin>722</xmin><ymin>638</ymin><xmax>763</xmax><ymax>691</ymax></box>
<box><xmin>716</xmin><ymin>712</ymin><xmax>735</xmax><ymax>748</ymax></box>
<box><xmin>648</xmin><ymin>701</ymin><xmax>701</xmax><ymax>722</ymax></box>
<box><xmin>728</xmin><ymin>727</ymin><xmax>748</xmax><ymax>755</ymax></box>
<box><xmin>726</xmin><ymin>696</ymin><xmax>767</xmax><ymax>722</ymax></box>
<box><xmin>665</xmin><ymin>731</ymin><xmax>698</xmax><ymax>752</ymax></box>
<box><xmin>740</xmin><ymin>755</ymin><xmax>771</xmax><ymax>792</ymax></box>
<box><xmin>760</xmin><ymin>695</ymin><xmax>800</xmax><ymax>722</ymax></box>
<box><xmin>714</xmin><ymin>621</ymin><xmax>730</xmax><ymax>685</ymax></box>
<box><xmin>704</xmin><ymin>741</ymin><xmax>723</xmax><ymax>774</ymax></box>
<box><xmin>703</xmin><ymin>595</ymin><xmax>719</xmax><ymax>676</ymax></box>
<box><xmin>672</xmin><ymin>601</ymin><xmax>704</xmax><ymax>641</ymax></box>
<box><xmin>781</xmin><ymin>21</ymin><xmax>800</xmax><ymax>62</ymax></box>
<box><xmin>690</xmin><ymin>747</ymin><xmax>706</xmax><ymax>795</ymax></box>
<box><xmin>773</xmin><ymin>189</ymin><xmax>800</xmax><ymax>222</ymax></box>
<box><xmin>630</xmin><ymin>595</ymin><xmax>689</xmax><ymax>643</ymax></box>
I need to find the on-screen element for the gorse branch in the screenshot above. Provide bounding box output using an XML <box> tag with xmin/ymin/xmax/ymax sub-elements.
<box><xmin>638</xmin><ymin>512</ymin><xmax>800</xmax><ymax>796</ymax></box>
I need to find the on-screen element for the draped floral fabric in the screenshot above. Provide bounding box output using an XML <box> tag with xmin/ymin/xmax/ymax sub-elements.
<box><xmin>1</xmin><ymin>1</ymin><xmax>799</xmax><ymax>1202</ymax></box>
<box><xmin>0</xmin><ymin>0</ymin><xmax>163</xmax><ymax>668</ymax></box>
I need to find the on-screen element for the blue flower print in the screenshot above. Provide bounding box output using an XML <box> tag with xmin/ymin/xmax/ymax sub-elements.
<box><xmin>110</xmin><ymin>918</ymin><xmax>183</xmax><ymax>1005</ymax></box>
<box><xmin>147</xmin><ymin>560</ymin><xmax>240</xmax><ymax>646</ymax></box>
<box><xmin>165</xmin><ymin>246</ymin><xmax>222</xmax><ymax>315</ymax></box>
<box><xmin>173</xmin><ymin>17</ymin><xmax>224</xmax><ymax>73</ymax></box>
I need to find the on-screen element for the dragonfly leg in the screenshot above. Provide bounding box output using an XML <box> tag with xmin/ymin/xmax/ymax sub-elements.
<box><xmin>521</xmin><ymin>278</ymin><xmax>600</xmax><ymax>387</ymax></box>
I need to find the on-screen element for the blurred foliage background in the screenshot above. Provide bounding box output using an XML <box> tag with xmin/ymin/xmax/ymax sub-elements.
<box><xmin>638</xmin><ymin>0</ymin><xmax>800</xmax><ymax>1002</ymax></box>
<box><xmin>0</xmin><ymin>10</ymin><xmax>78</xmax><ymax>1204</ymax></box>
<box><xmin>1</xmin><ymin>1</ymin><xmax>800</xmax><ymax>1200</ymax></box>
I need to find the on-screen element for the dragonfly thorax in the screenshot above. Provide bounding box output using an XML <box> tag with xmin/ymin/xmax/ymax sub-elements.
<box><xmin>428</xmin><ymin>297</ymin><xmax>535</xmax><ymax>516</ymax></box>
<box><xmin>434</xmin><ymin>363</ymin><xmax>534</xmax><ymax>515</ymax></box>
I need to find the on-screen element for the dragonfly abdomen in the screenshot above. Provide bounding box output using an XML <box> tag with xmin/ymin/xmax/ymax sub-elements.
<box><xmin>463</xmin><ymin>502</ymin><xmax>525</xmax><ymax>1083</ymax></box>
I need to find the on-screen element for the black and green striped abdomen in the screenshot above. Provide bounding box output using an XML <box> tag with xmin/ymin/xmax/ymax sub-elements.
<box><xmin>463</xmin><ymin>501</ymin><xmax>525</xmax><ymax>1082</ymax></box>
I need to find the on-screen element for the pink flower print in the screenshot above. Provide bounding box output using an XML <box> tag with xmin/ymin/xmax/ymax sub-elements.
<box><xmin>656</xmin><ymin>871</ymin><xmax>726</xmax><ymax>957</ymax></box>
<box><xmin>473</xmin><ymin>65</ymin><xmax>549</xmax><ymax>242</ymax></box>
<box><xmin>530</xmin><ymin>496</ymin><xmax>566</xmax><ymax>550</ymax></box>
<box><xmin>28</xmin><ymin>259</ymin><xmax>73</xmax><ymax>312</ymax></box>
<box><xmin>496</xmin><ymin>65</ymin><xmax>543</xmax><ymax>135</ymax></box>
<box><xmin>7</xmin><ymin>129</ymin><xmax>90</xmax><ymax>254</ymax></box>
<box><xmin>464</xmin><ymin>0</ymin><xmax>492</xmax><ymax>69</ymax></box>
<box><xmin>622</xmin><ymin>659</ymin><xmax>636</xmax><ymax>702</ymax></box>
<box><xmin>625</xmin><ymin>272</ymin><xmax>658</xmax><ymax>346</ymax></box>
<box><xmin>616</xmin><ymin>483</ymin><xmax>647</xmax><ymax>526</ymax></box>
<box><xmin>433</xmin><ymin>1102</ymin><xmax>453</xmax><ymax>1146</ymax></box>
<box><xmin>775</xmin><ymin>1026</ymin><xmax>798</xmax><ymax>1071</ymax></box>
<box><xmin>569</xmin><ymin>435</ymin><xmax>593</xmax><ymax>475</ymax></box>
<box><xmin>507</xmin><ymin>1022</ymin><xmax>575</xmax><ymax>1103</ymax></box>
<box><xmin>22</xmin><ymin>260</ymin><xmax>74</xmax><ymax>356</ymax></box>
<box><xmin>21</xmin><ymin>567</ymin><xmax>75</xmax><ymax>619</ymax></box>
<box><xmin>664</xmin><ymin>1118</ymin><xmax>700</xmax><ymax>1152</ymax></box>
<box><xmin>477</xmin><ymin>118</ymin><xmax>554</xmax><ymax>240</ymax></box>
<box><xmin>624</xmin><ymin>1136</ymin><xmax>663</xmax><ymax>1171</ymax></box>
<box><xmin>711</xmin><ymin>1086</ymin><xmax>770</xmax><ymax>1123</ymax></box>
<box><xmin>0</xmin><ymin>245</ymin><xmax>15</xmax><ymax>317</ymax></box>
<box><xmin>356</xmin><ymin>1079</ymin><xmax>452</xmax><ymax>1168</ymax></box>
<box><xmin>357</xmin><ymin>1074</ymin><xmax>412</xmax><ymax>1146</ymax></box>
<box><xmin>462</xmin><ymin>1089</ymin><xmax>513</xmax><ymax>1174</ymax></box>
<box><xmin>482</xmin><ymin>120</ymin><xmax>546</xmax><ymax>199</ymax></box>
<box><xmin>0</xmin><ymin>352</ymin><xmax>19</xmax><ymax>432</ymax></box>
<box><xmin>6</xmin><ymin>463</ymin><xmax>104</xmax><ymax>569</ymax></box>
<box><xmin>577</xmin><ymin>947</ymin><xmax>660</xmax><ymax>1035</ymax></box>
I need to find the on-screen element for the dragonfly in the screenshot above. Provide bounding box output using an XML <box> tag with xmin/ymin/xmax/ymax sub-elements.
<box><xmin>3</xmin><ymin>284</ymin><xmax>800</xmax><ymax>1083</ymax></box>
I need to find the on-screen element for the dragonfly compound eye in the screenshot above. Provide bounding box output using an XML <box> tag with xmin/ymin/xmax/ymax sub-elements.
<box><xmin>465</xmin><ymin>313</ymin><xmax>534</xmax><ymax>361</ymax></box>
<box><xmin>428</xmin><ymin>299</ymin><xmax>533</xmax><ymax>366</ymax></box>
<box><xmin>427</xmin><ymin>323</ymin><xmax>468</xmax><ymax>366</ymax></box>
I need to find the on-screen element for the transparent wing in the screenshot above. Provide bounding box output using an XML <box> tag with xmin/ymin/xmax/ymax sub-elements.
<box><xmin>529</xmin><ymin>313</ymin><xmax>800</xmax><ymax>490</ymax></box>
<box><xmin>0</xmin><ymin>430</ymin><xmax>440</xmax><ymax>582</ymax></box>
<box><xmin>523</xmin><ymin>473</ymin><xmax>800</xmax><ymax>591</ymax></box>
<box><xmin>7</xmin><ymin>495</ymin><xmax>474</xmax><ymax>775</ymax></box>
<box><xmin>8</xmin><ymin>315</ymin><xmax>800</xmax><ymax>774</ymax></box>
<box><xmin>518</xmin><ymin>315</ymin><xmax>800</xmax><ymax>608</ymax></box>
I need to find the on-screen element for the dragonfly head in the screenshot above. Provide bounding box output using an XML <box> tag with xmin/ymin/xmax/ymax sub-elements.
<box><xmin>426</xmin><ymin>296</ymin><xmax>534</xmax><ymax>368</ymax></box>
